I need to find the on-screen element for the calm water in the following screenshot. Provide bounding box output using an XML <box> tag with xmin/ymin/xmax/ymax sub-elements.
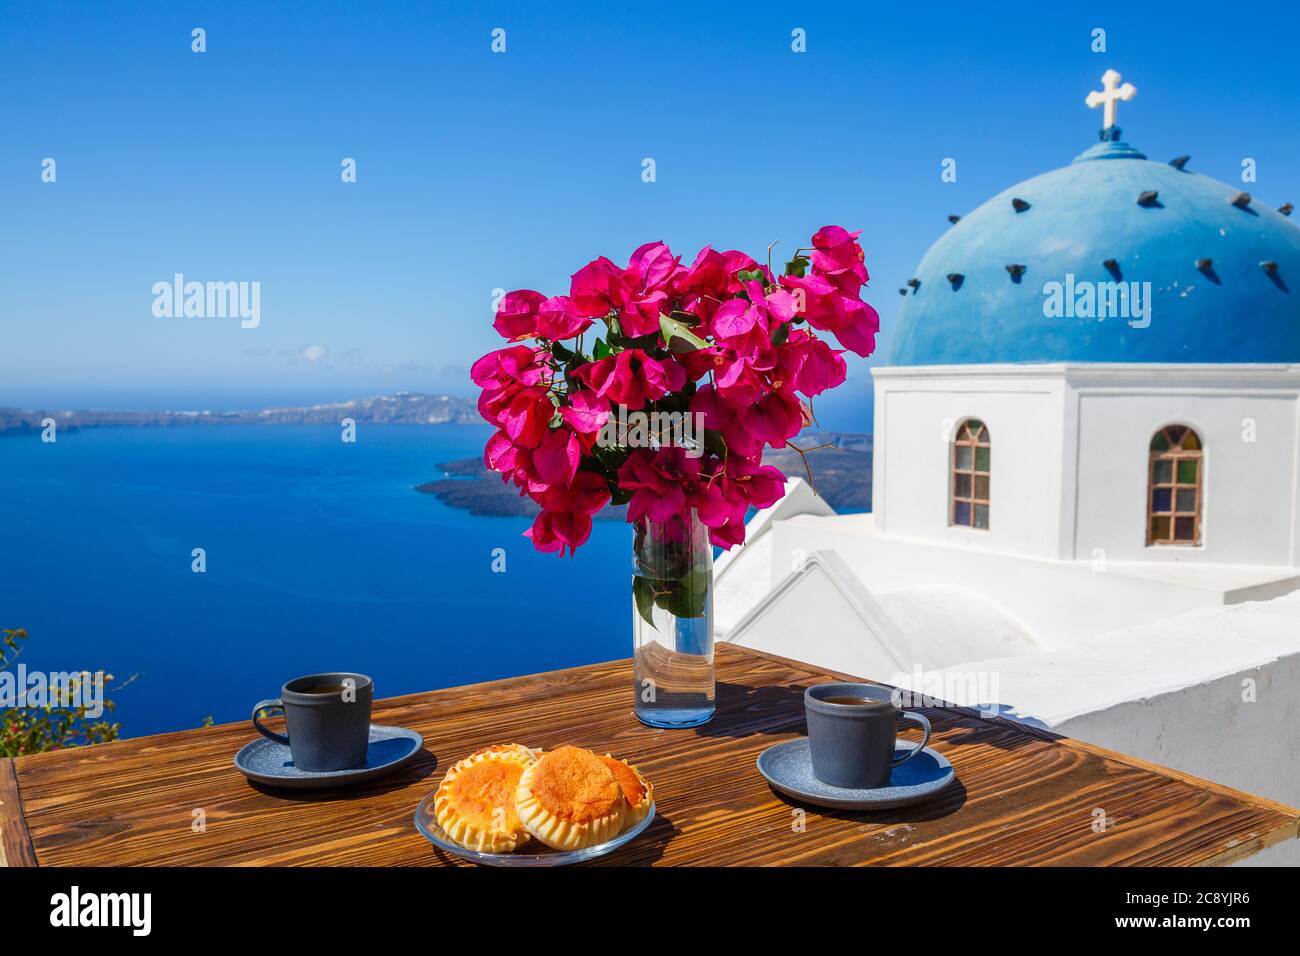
<box><xmin>0</xmin><ymin>425</ymin><xmax>628</xmax><ymax>736</ymax></box>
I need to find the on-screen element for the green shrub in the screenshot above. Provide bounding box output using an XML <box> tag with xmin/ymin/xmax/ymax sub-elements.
<box><xmin>1</xmin><ymin>628</ymin><xmax>121</xmax><ymax>756</ymax></box>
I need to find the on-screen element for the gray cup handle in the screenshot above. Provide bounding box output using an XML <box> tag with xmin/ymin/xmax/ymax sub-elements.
<box><xmin>252</xmin><ymin>698</ymin><xmax>290</xmax><ymax>746</ymax></box>
<box><xmin>892</xmin><ymin>711</ymin><xmax>931</xmax><ymax>766</ymax></box>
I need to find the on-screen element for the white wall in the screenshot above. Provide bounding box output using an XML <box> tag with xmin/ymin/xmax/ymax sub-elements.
<box><xmin>1066</xmin><ymin>366</ymin><xmax>1300</xmax><ymax>565</ymax></box>
<box><xmin>872</xmin><ymin>365</ymin><xmax>1067</xmax><ymax>559</ymax></box>
<box><xmin>874</xmin><ymin>363</ymin><xmax>1300</xmax><ymax>569</ymax></box>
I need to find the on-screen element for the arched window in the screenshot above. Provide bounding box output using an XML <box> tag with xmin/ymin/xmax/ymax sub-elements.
<box><xmin>1148</xmin><ymin>425</ymin><xmax>1203</xmax><ymax>546</ymax></box>
<box><xmin>951</xmin><ymin>419</ymin><xmax>990</xmax><ymax>529</ymax></box>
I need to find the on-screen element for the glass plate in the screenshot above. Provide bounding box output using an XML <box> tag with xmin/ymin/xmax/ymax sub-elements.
<box><xmin>413</xmin><ymin>791</ymin><xmax>656</xmax><ymax>866</ymax></box>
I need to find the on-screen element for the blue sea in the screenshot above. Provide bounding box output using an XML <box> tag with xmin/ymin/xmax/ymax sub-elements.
<box><xmin>0</xmin><ymin>425</ymin><xmax>628</xmax><ymax>737</ymax></box>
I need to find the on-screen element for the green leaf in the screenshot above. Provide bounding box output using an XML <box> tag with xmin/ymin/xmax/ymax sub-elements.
<box><xmin>593</xmin><ymin>338</ymin><xmax>612</xmax><ymax>360</ymax></box>
<box><xmin>736</xmin><ymin>268</ymin><xmax>765</xmax><ymax>286</ymax></box>
<box><xmin>650</xmin><ymin>567</ymin><xmax>710</xmax><ymax>620</ymax></box>
<box><xmin>550</xmin><ymin>341</ymin><xmax>576</xmax><ymax>363</ymax></box>
<box><xmin>771</xmin><ymin>321</ymin><xmax>790</xmax><ymax>346</ymax></box>
<box><xmin>784</xmin><ymin>255</ymin><xmax>809</xmax><ymax>278</ymax></box>
<box><xmin>633</xmin><ymin>576</ymin><xmax>658</xmax><ymax>631</ymax></box>
<box><xmin>670</xmin><ymin>310</ymin><xmax>701</xmax><ymax>327</ymax></box>
<box><xmin>659</xmin><ymin>312</ymin><xmax>711</xmax><ymax>354</ymax></box>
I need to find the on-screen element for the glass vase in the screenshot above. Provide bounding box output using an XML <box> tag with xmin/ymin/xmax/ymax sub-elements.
<box><xmin>632</xmin><ymin>510</ymin><xmax>715</xmax><ymax>727</ymax></box>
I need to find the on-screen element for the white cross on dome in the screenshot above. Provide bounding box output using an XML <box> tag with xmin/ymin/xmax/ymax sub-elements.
<box><xmin>1085</xmin><ymin>69</ymin><xmax>1137</xmax><ymax>130</ymax></box>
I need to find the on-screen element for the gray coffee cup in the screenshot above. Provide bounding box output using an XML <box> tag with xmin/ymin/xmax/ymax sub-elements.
<box><xmin>252</xmin><ymin>672</ymin><xmax>374</xmax><ymax>772</ymax></box>
<box><xmin>804</xmin><ymin>682</ymin><xmax>932</xmax><ymax>789</ymax></box>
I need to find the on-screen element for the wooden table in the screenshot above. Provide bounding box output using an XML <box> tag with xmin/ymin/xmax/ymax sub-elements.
<box><xmin>2</xmin><ymin>645</ymin><xmax>1296</xmax><ymax>866</ymax></box>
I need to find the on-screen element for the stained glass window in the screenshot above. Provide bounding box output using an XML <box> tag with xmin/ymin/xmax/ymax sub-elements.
<box><xmin>951</xmin><ymin>419</ymin><xmax>990</xmax><ymax>530</ymax></box>
<box><xmin>1148</xmin><ymin>425</ymin><xmax>1202</xmax><ymax>545</ymax></box>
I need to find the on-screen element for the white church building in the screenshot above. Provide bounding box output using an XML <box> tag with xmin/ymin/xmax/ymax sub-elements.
<box><xmin>716</xmin><ymin>73</ymin><xmax>1300</xmax><ymax>863</ymax></box>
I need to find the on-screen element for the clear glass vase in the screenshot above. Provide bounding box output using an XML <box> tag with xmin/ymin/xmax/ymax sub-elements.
<box><xmin>632</xmin><ymin>510</ymin><xmax>715</xmax><ymax>727</ymax></box>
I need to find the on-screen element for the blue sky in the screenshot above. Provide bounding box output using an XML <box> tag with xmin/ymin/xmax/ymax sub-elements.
<box><xmin>3</xmin><ymin>0</ymin><xmax>1297</xmax><ymax>431</ymax></box>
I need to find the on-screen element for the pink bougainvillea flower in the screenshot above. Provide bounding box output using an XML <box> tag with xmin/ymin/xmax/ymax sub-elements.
<box><xmin>776</xmin><ymin>273</ymin><xmax>845</xmax><ymax>330</ymax></box>
<box><xmin>712</xmin><ymin>349</ymin><xmax>770</xmax><ymax>407</ymax></box>
<box><xmin>739</xmin><ymin>388</ymin><xmax>804</xmax><ymax>448</ymax></box>
<box><xmin>690</xmin><ymin>456</ymin><xmax>787</xmax><ymax>550</ymax></box>
<box><xmin>777</xmin><ymin>330</ymin><xmax>847</xmax><ymax>396</ymax></box>
<box><xmin>778</xmin><ymin>273</ymin><xmax>879</xmax><ymax>358</ymax></box>
<box><xmin>726</xmin><ymin>456</ymin><xmax>787</xmax><ymax>509</ymax></box>
<box><xmin>535</xmin><ymin>295</ymin><xmax>591</xmax><ymax>341</ymax></box>
<box><xmin>689</xmin><ymin>470</ymin><xmax>735</xmax><ymax>529</ymax></box>
<box><xmin>540</xmin><ymin>470</ymin><xmax>611</xmax><ymax>516</ymax></box>
<box><xmin>686</xmin><ymin>465</ymin><xmax>747</xmax><ymax>541</ymax></box>
<box><xmin>674</xmin><ymin>245</ymin><xmax>731</xmax><ymax>299</ymax></box>
<box><xmin>710</xmin><ymin>523</ymin><xmax>748</xmax><ymax>549</ymax></box>
<box><xmin>618</xmin><ymin>241</ymin><xmax>680</xmax><ymax>337</ymax></box>
<box><xmin>689</xmin><ymin>381</ymin><xmax>762</xmax><ymax>458</ymax></box>
<box><xmin>627</xmin><ymin>241</ymin><xmax>681</xmax><ymax>291</ymax></box>
<box><xmin>470</xmin><ymin>344</ymin><xmax>543</xmax><ymax>390</ymax></box>
<box><xmin>477</xmin><ymin>386</ymin><xmax>520</xmax><ymax>434</ymax></box>
<box><xmin>618</xmin><ymin>288</ymin><xmax>669</xmax><ymax>339</ymax></box>
<box><xmin>477</xmin><ymin>229</ymin><xmax>874</xmax><ymax>558</ymax></box>
<box><xmin>499</xmin><ymin>386</ymin><xmax>554</xmax><ymax>449</ymax></box>
<box><xmin>524</xmin><ymin>473</ymin><xmax>611</xmax><ymax>556</ymax></box>
<box><xmin>829</xmin><ymin>298</ymin><xmax>880</xmax><ymax>358</ymax></box>
<box><xmin>485</xmin><ymin>433</ymin><xmax>546</xmax><ymax>494</ymax></box>
<box><xmin>617</xmin><ymin>447</ymin><xmax>698</xmax><ymax>523</ymax></box>
<box><xmin>676</xmin><ymin>344</ymin><xmax>724</xmax><ymax>383</ymax></box>
<box><xmin>532</xmin><ymin>426</ymin><xmax>581</xmax><ymax>485</ymax></box>
<box><xmin>688</xmin><ymin>384</ymin><xmax>735</xmax><ymax>433</ymax></box>
<box><xmin>492</xmin><ymin>290</ymin><xmax>547</xmax><ymax>341</ymax></box>
<box><xmin>709</xmin><ymin>297</ymin><xmax>763</xmax><ymax>341</ymax></box>
<box><xmin>569</xmin><ymin>243</ymin><xmax>680</xmax><ymax>338</ymax></box>
<box><xmin>525</xmin><ymin>509</ymin><xmax>593</xmax><ymax>556</ymax></box>
<box><xmin>569</xmin><ymin>256</ymin><xmax>625</xmax><ymax>318</ymax></box>
<box><xmin>484</xmin><ymin>429</ymin><xmax>520</xmax><ymax>477</ymax></box>
<box><xmin>810</xmin><ymin>225</ymin><xmax>868</xmax><ymax>295</ymax></box>
<box><xmin>573</xmin><ymin>349</ymin><xmax>684</xmax><ymax>411</ymax></box>
<box><xmin>560</xmin><ymin>388</ymin><xmax>611</xmax><ymax>435</ymax></box>
<box><xmin>763</xmin><ymin>287</ymin><xmax>800</xmax><ymax>325</ymax></box>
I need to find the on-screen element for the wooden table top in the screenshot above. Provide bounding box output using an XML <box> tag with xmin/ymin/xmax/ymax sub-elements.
<box><xmin>2</xmin><ymin>644</ymin><xmax>1296</xmax><ymax>867</ymax></box>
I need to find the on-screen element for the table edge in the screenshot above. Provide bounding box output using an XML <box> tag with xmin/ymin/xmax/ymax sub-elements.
<box><xmin>0</xmin><ymin>758</ymin><xmax>38</xmax><ymax>867</ymax></box>
<box><xmin>1196</xmin><ymin>818</ymin><xmax>1300</xmax><ymax>866</ymax></box>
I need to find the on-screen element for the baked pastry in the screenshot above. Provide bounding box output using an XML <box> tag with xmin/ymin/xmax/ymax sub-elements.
<box><xmin>515</xmin><ymin>745</ymin><xmax>626</xmax><ymax>850</ymax></box>
<box><xmin>599</xmin><ymin>754</ymin><xmax>653</xmax><ymax>829</ymax></box>
<box><xmin>471</xmin><ymin>742</ymin><xmax>541</xmax><ymax>761</ymax></box>
<box><xmin>433</xmin><ymin>745</ymin><xmax>537</xmax><ymax>853</ymax></box>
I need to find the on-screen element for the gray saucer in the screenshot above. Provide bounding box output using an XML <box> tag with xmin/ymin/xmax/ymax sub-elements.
<box><xmin>234</xmin><ymin>724</ymin><xmax>425</xmax><ymax>790</ymax></box>
<box><xmin>757</xmin><ymin>738</ymin><xmax>955</xmax><ymax>810</ymax></box>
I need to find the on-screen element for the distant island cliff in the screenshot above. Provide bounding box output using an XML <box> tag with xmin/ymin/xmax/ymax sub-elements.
<box><xmin>418</xmin><ymin>432</ymin><xmax>873</xmax><ymax>517</ymax></box>
<box><xmin>0</xmin><ymin>393</ymin><xmax>480</xmax><ymax>435</ymax></box>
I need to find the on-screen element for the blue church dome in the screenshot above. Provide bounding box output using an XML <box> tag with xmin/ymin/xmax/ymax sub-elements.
<box><xmin>891</xmin><ymin>130</ymin><xmax>1300</xmax><ymax>365</ymax></box>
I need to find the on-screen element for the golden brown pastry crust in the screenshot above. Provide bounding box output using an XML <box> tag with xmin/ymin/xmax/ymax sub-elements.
<box><xmin>600</xmin><ymin>754</ymin><xmax>653</xmax><ymax>829</ymax></box>
<box><xmin>515</xmin><ymin>746</ymin><xmax>626</xmax><ymax>850</ymax></box>
<box><xmin>434</xmin><ymin>747</ymin><xmax>537</xmax><ymax>853</ymax></box>
<box><xmin>470</xmin><ymin>742</ymin><xmax>542</xmax><ymax>761</ymax></box>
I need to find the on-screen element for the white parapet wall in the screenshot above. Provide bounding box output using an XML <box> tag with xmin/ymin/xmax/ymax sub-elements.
<box><xmin>762</xmin><ymin>512</ymin><xmax>1300</xmax><ymax>649</ymax></box>
<box><xmin>714</xmin><ymin>477</ymin><xmax>836</xmax><ymax>637</ymax></box>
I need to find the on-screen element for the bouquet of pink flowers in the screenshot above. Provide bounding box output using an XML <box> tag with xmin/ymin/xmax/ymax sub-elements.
<box><xmin>471</xmin><ymin>226</ymin><xmax>877</xmax><ymax>556</ymax></box>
